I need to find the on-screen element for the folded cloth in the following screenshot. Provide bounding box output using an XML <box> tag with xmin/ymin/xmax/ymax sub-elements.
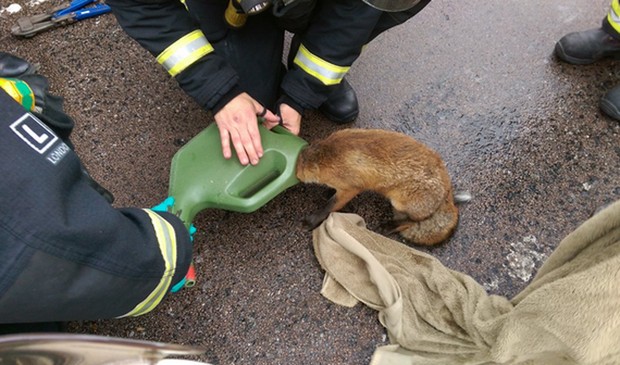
<box><xmin>312</xmin><ymin>200</ymin><xmax>620</xmax><ymax>365</ymax></box>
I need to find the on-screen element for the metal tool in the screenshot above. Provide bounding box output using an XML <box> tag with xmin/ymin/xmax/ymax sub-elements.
<box><xmin>0</xmin><ymin>333</ymin><xmax>210</xmax><ymax>364</ymax></box>
<box><xmin>11</xmin><ymin>0</ymin><xmax>111</xmax><ymax>38</ymax></box>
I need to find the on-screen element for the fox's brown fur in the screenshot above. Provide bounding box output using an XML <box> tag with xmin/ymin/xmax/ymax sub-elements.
<box><xmin>296</xmin><ymin>128</ymin><xmax>460</xmax><ymax>246</ymax></box>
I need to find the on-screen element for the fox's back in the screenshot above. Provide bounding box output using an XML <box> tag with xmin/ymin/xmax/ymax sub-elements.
<box><xmin>296</xmin><ymin>129</ymin><xmax>450</xmax><ymax>196</ymax></box>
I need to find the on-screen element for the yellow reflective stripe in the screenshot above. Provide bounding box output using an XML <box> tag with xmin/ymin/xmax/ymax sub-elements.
<box><xmin>156</xmin><ymin>30</ymin><xmax>213</xmax><ymax>77</ymax></box>
<box><xmin>119</xmin><ymin>210</ymin><xmax>178</xmax><ymax>317</ymax></box>
<box><xmin>293</xmin><ymin>44</ymin><xmax>350</xmax><ymax>86</ymax></box>
<box><xmin>609</xmin><ymin>0</ymin><xmax>620</xmax><ymax>34</ymax></box>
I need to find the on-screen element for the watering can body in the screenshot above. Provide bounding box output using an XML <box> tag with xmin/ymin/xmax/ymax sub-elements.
<box><xmin>168</xmin><ymin>123</ymin><xmax>308</xmax><ymax>225</ymax></box>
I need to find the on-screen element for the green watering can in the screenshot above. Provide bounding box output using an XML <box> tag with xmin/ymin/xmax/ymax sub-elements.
<box><xmin>168</xmin><ymin>122</ymin><xmax>308</xmax><ymax>226</ymax></box>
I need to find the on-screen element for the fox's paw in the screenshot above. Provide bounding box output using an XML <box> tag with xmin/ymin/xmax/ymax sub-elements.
<box><xmin>378</xmin><ymin>220</ymin><xmax>404</xmax><ymax>236</ymax></box>
<box><xmin>303</xmin><ymin>211</ymin><xmax>330</xmax><ymax>231</ymax></box>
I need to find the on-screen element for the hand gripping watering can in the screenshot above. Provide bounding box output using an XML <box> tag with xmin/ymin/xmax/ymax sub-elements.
<box><xmin>168</xmin><ymin>122</ymin><xmax>308</xmax><ymax>226</ymax></box>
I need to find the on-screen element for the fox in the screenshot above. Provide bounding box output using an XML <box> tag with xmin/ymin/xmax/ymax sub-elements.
<box><xmin>295</xmin><ymin>128</ymin><xmax>469</xmax><ymax>246</ymax></box>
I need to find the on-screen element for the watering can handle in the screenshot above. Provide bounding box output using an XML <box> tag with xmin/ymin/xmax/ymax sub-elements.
<box><xmin>168</xmin><ymin>122</ymin><xmax>307</xmax><ymax>223</ymax></box>
<box><xmin>172</xmin><ymin>161</ymin><xmax>299</xmax><ymax>223</ymax></box>
<box><xmin>231</xmin><ymin>162</ymin><xmax>297</xmax><ymax>206</ymax></box>
<box><xmin>270</xmin><ymin>124</ymin><xmax>295</xmax><ymax>137</ymax></box>
<box><xmin>214</xmin><ymin>124</ymin><xmax>301</xmax><ymax>209</ymax></box>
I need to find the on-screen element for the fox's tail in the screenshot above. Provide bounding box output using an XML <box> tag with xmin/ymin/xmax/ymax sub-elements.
<box><xmin>397</xmin><ymin>198</ymin><xmax>460</xmax><ymax>245</ymax></box>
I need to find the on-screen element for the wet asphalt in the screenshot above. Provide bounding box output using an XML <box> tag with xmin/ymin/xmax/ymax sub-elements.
<box><xmin>1</xmin><ymin>0</ymin><xmax>619</xmax><ymax>364</ymax></box>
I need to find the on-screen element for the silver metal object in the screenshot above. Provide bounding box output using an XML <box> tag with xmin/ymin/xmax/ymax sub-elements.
<box><xmin>361</xmin><ymin>0</ymin><xmax>422</xmax><ymax>12</ymax></box>
<box><xmin>0</xmin><ymin>333</ymin><xmax>210</xmax><ymax>365</ymax></box>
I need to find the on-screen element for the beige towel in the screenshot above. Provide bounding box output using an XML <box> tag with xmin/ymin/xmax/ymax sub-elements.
<box><xmin>313</xmin><ymin>200</ymin><xmax>620</xmax><ymax>365</ymax></box>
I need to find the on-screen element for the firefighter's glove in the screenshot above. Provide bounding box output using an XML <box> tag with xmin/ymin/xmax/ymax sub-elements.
<box><xmin>151</xmin><ymin>196</ymin><xmax>175</xmax><ymax>214</ymax></box>
<box><xmin>0</xmin><ymin>53</ymin><xmax>49</xmax><ymax>113</ymax></box>
<box><xmin>151</xmin><ymin>197</ymin><xmax>197</xmax><ymax>293</ymax></box>
<box><xmin>0</xmin><ymin>52</ymin><xmax>75</xmax><ymax>143</ymax></box>
<box><xmin>0</xmin><ymin>52</ymin><xmax>38</xmax><ymax>78</ymax></box>
<box><xmin>151</xmin><ymin>196</ymin><xmax>197</xmax><ymax>242</ymax></box>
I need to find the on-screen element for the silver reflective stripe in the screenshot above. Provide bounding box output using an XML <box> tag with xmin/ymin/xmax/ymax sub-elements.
<box><xmin>293</xmin><ymin>44</ymin><xmax>350</xmax><ymax>85</ymax></box>
<box><xmin>118</xmin><ymin>210</ymin><xmax>178</xmax><ymax>317</ymax></box>
<box><xmin>610</xmin><ymin>0</ymin><xmax>620</xmax><ymax>31</ymax></box>
<box><xmin>157</xmin><ymin>30</ymin><xmax>213</xmax><ymax>77</ymax></box>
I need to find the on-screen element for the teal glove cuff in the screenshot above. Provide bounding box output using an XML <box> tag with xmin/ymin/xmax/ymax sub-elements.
<box><xmin>151</xmin><ymin>196</ymin><xmax>175</xmax><ymax>213</ymax></box>
<box><xmin>152</xmin><ymin>196</ymin><xmax>196</xmax><ymax>241</ymax></box>
<box><xmin>170</xmin><ymin>278</ymin><xmax>187</xmax><ymax>293</ymax></box>
<box><xmin>188</xmin><ymin>224</ymin><xmax>197</xmax><ymax>242</ymax></box>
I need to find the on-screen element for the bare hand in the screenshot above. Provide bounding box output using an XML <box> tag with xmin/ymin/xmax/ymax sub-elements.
<box><xmin>263</xmin><ymin>103</ymin><xmax>302</xmax><ymax>135</ymax></box>
<box><xmin>214</xmin><ymin>93</ymin><xmax>279</xmax><ymax>165</ymax></box>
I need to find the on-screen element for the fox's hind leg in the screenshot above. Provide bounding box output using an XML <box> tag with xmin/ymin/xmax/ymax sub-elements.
<box><xmin>378</xmin><ymin>207</ymin><xmax>415</xmax><ymax>235</ymax></box>
<box><xmin>378</xmin><ymin>218</ymin><xmax>411</xmax><ymax>236</ymax></box>
<box><xmin>379</xmin><ymin>206</ymin><xmax>411</xmax><ymax>235</ymax></box>
<box><xmin>388</xmin><ymin>185</ymin><xmax>447</xmax><ymax>222</ymax></box>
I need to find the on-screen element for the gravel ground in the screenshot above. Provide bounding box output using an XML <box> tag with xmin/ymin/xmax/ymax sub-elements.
<box><xmin>1</xmin><ymin>0</ymin><xmax>619</xmax><ymax>364</ymax></box>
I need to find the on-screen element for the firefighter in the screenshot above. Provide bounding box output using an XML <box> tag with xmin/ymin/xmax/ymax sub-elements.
<box><xmin>0</xmin><ymin>52</ymin><xmax>194</xmax><ymax>329</ymax></box>
<box><xmin>555</xmin><ymin>0</ymin><xmax>620</xmax><ymax>121</ymax></box>
<box><xmin>105</xmin><ymin>0</ymin><xmax>432</xmax><ymax>166</ymax></box>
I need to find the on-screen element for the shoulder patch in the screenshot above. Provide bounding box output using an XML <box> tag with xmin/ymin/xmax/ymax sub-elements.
<box><xmin>10</xmin><ymin>113</ymin><xmax>70</xmax><ymax>165</ymax></box>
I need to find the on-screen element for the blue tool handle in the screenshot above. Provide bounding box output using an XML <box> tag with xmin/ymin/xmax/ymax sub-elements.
<box><xmin>54</xmin><ymin>0</ymin><xmax>96</xmax><ymax>17</ymax></box>
<box><xmin>74</xmin><ymin>4</ymin><xmax>111</xmax><ymax>20</ymax></box>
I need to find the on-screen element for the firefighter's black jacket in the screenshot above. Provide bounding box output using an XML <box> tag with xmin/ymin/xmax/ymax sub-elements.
<box><xmin>105</xmin><ymin>0</ymin><xmax>430</xmax><ymax>114</ymax></box>
<box><xmin>0</xmin><ymin>89</ymin><xmax>192</xmax><ymax>323</ymax></box>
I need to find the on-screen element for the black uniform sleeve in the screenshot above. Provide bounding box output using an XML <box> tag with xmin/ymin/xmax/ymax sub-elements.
<box><xmin>281</xmin><ymin>0</ymin><xmax>431</xmax><ymax>110</ymax></box>
<box><xmin>281</xmin><ymin>0</ymin><xmax>383</xmax><ymax>109</ymax></box>
<box><xmin>0</xmin><ymin>91</ymin><xmax>192</xmax><ymax>323</ymax></box>
<box><xmin>105</xmin><ymin>0</ymin><xmax>242</xmax><ymax>111</ymax></box>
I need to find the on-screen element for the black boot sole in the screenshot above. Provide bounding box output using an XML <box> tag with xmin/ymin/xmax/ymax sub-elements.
<box><xmin>318</xmin><ymin>106</ymin><xmax>359</xmax><ymax>124</ymax></box>
<box><xmin>600</xmin><ymin>97</ymin><xmax>620</xmax><ymax>121</ymax></box>
<box><xmin>555</xmin><ymin>41</ymin><xmax>620</xmax><ymax>65</ymax></box>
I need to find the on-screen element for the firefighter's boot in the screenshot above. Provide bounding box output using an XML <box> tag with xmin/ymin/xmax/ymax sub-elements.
<box><xmin>600</xmin><ymin>84</ymin><xmax>620</xmax><ymax>121</ymax></box>
<box><xmin>555</xmin><ymin>28</ymin><xmax>620</xmax><ymax>65</ymax></box>
<box><xmin>319</xmin><ymin>79</ymin><xmax>359</xmax><ymax>124</ymax></box>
